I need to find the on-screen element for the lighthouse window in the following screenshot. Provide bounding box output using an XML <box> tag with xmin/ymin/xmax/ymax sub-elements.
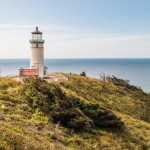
<box><xmin>32</xmin><ymin>34</ymin><xmax>42</xmax><ymax>41</ymax></box>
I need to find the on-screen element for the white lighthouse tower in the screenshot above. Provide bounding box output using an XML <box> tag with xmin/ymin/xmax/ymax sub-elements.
<box><xmin>17</xmin><ymin>27</ymin><xmax>68</xmax><ymax>82</ymax></box>
<box><xmin>29</xmin><ymin>27</ymin><xmax>47</xmax><ymax>78</ymax></box>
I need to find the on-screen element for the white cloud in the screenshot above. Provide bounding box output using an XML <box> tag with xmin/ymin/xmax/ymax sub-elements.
<box><xmin>0</xmin><ymin>23</ymin><xmax>150</xmax><ymax>58</ymax></box>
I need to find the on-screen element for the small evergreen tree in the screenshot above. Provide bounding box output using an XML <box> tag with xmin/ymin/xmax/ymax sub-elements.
<box><xmin>80</xmin><ymin>71</ymin><xmax>86</xmax><ymax>77</ymax></box>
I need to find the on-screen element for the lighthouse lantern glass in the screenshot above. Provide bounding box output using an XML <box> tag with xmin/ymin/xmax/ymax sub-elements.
<box><xmin>32</xmin><ymin>34</ymin><xmax>42</xmax><ymax>41</ymax></box>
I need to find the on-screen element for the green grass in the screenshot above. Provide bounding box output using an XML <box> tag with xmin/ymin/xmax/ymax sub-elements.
<box><xmin>0</xmin><ymin>74</ymin><xmax>150</xmax><ymax>150</ymax></box>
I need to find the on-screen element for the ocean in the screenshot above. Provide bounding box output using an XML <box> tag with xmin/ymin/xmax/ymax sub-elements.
<box><xmin>0</xmin><ymin>58</ymin><xmax>150</xmax><ymax>92</ymax></box>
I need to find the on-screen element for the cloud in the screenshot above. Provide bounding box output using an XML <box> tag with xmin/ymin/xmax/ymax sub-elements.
<box><xmin>0</xmin><ymin>23</ymin><xmax>150</xmax><ymax>58</ymax></box>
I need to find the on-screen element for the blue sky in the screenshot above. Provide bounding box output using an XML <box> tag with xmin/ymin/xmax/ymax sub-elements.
<box><xmin>0</xmin><ymin>0</ymin><xmax>150</xmax><ymax>58</ymax></box>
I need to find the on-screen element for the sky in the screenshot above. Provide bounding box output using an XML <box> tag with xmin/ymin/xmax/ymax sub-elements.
<box><xmin>0</xmin><ymin>0</ymin><xmax>150</xmax><ymax>58</ymax></box>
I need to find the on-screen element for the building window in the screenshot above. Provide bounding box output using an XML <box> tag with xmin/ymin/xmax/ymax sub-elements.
<box><xmin>44</xmin><ymin>70</ymin><xmax>46</xmax><ymax>75</ymax></box>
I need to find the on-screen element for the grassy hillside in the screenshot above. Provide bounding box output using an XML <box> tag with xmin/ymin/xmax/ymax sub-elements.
<box><xmin>0</xmin><ymin>74</ymin><xmax>150</xmax><ymax>150</ymax></box>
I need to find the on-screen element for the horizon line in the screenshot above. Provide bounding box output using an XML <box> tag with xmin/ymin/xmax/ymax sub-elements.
<box><xmin>0</xmin><ymin>58</ymin><xmax>150</xmax><ymax>59</ymax></box>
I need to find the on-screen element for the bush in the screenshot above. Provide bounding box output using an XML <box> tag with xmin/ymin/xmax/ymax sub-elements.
<box><xmin>21</xmin><ymin>77</ymin><xmax>123</xmax><ymax>132</ymax></box>
<box><xmin>77</xmin><ymin>102</ymin><xmax>123</xmax><ymax>129</ymax></box>
<box><xmin>80</xmin><ymin>71</ymin><xmax>86</xmax><ymax>77</ymax></box>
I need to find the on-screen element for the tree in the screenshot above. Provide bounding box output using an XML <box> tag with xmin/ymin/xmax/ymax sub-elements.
<box><xmin>80</xmin><ymin>71</ymin><xmax>86</xmax><ymax>77</ymax></box>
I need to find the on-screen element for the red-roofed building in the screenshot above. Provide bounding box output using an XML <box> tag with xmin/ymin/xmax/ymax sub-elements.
<box><xmin>19</xmin><ymin>68</ymin><xmax>38</xmax><ymax>76</ymax></box>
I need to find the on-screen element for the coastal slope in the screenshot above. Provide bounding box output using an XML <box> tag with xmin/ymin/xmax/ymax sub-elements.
<box><xmin>0</xmin><ymin>74</ymin><xmax>150</xmax><ymax>150</ymax></box>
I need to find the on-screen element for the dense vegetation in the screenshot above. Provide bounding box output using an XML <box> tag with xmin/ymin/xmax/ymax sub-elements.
<box><xmin>22</xmin><ymin>77</ymin><xmax>123</xmax><ymax>131</ymax></box>
<box><xmin>0</xmin><ymin>74</ymin><xmax>150</xmax><ymax>149</ymax></box>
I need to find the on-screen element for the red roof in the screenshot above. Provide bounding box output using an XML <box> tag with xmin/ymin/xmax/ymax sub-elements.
<box><xmin>20</xmin><ymin>69</ymin><xmax>38</xmax><ymax>76</ymax></box>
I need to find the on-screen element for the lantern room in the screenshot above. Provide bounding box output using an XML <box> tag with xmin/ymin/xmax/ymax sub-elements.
<box><xmin>30</xmin><ymin>27</ymin><xmax>44</xmax><ymax>43</ymax></box>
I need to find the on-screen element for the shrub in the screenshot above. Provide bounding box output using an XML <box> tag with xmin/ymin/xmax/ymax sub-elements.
<box><xmin>77</xmin><ymin>102</ymin><xmax>123</xmax><ymax>129</ymax></box>
<box><xmin>80</xmin><ymin>71</ymin><xmax>86</xmax><ymax>77</ymax></box>
<box><xmin>21</xmin><ymin>77</ymin><xmax>123</xmax><ymax>132</ymax></box>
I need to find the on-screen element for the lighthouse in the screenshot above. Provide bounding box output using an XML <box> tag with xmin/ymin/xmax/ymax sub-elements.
<box><xmin>29</xmin><ymin>27</ymin><xmax>47</xmax><ymax>78</ymax></box>
<box><xmin>19</xmin><ymin>27</ymin><xmax>48</xmax><ymax>79</ymax></box>
<box><xmin>17</xmin><ymin>27</ymin><xmax>68</xmax><ymax>82</ymax></box>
